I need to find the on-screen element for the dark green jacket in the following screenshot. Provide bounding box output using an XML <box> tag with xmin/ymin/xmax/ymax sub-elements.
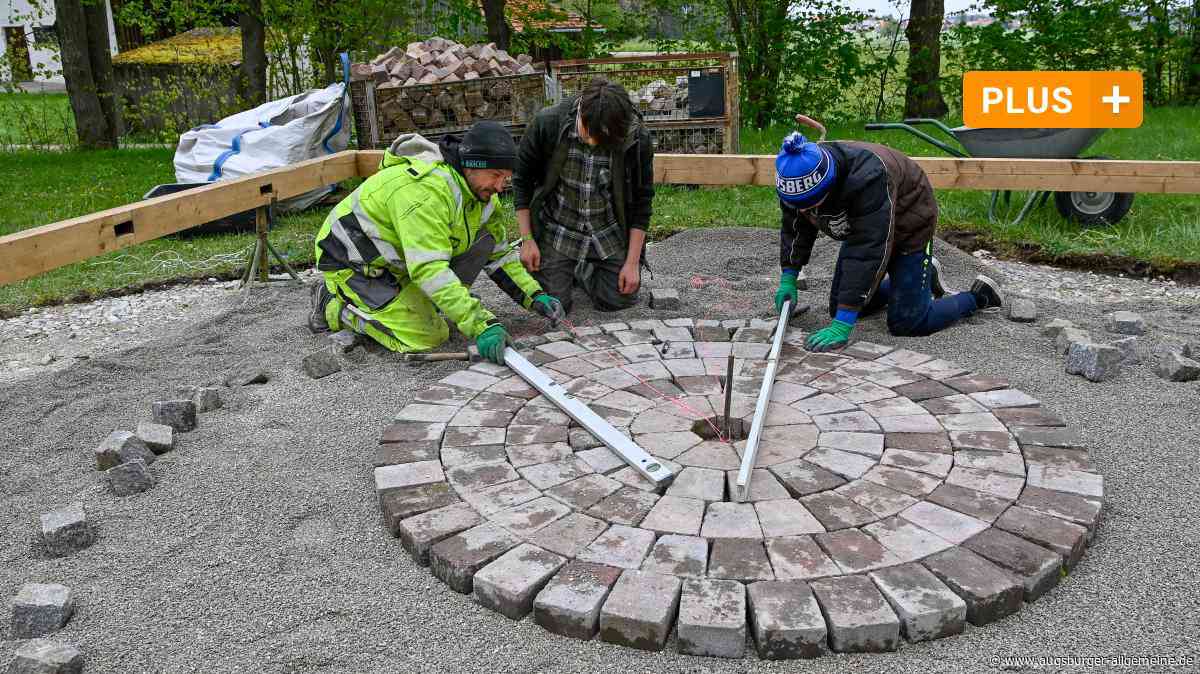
<box><xmin>511</xmin><ymin>95</ymin><xmax>655</xmax><ymax>234</ymax></box>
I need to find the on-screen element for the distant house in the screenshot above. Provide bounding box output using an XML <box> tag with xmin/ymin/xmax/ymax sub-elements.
<box><xmin>1</xmin><ymin>0</ymin><xmax>118</xmax><ymax>84</ymax></box>
<box><xmin>502</xmin><ymin>0</ymin><xmax>605</xmax><ymax>62</ymax></box>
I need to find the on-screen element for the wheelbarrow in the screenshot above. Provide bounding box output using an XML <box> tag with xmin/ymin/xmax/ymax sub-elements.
<box><xmin>863</xmin><ymin>119</ymin><xmax>1134</xmax><ymax>226</ymax></box>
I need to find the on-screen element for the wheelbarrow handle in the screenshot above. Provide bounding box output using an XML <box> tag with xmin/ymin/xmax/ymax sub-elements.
<box><xmin>903</xmin><ymin>118</ymin><xmax>961</xmax><ymax>142</ymax></box>
<box><xmin>863</xmin><ymin>121</ymin><xmax>968</xmax><ymax>158</ymax></box>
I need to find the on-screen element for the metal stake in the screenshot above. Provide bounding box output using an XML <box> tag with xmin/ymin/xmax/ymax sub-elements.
<box><xmin>734</xmin><ymin>301</ymin><xmax>790</xmax><ymax>502</ymax></box>
<box><xmin>504</xmin><ymin>347</ymin><xmax>674</xmax><ymax>487</ymax></box>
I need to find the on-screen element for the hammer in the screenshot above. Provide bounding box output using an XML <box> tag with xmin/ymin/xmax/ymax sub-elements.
<box><xmin>401</xmin><ymin>351</ymin><xmax>475</xmax><ymax>363</ymax></box>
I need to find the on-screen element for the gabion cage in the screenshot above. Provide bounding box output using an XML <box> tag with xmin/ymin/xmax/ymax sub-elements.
<box><xmin>351</xmin><ymin>73</ymin><xmax>547</xmax><ymax>149</ymax></box>
<box><xmin>551</xmin><ymin>52</ymin><xmax>740</xmax><ymax>154</ymax></box>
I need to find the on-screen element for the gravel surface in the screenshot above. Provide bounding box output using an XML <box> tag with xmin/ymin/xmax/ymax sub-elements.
<box><xmin>2</xmin><ymin>228</ymin><xmax>1198</xmax><ymax>672</ymax></box>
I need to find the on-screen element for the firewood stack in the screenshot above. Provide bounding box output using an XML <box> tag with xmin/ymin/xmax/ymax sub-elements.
<box><xmin>350</xmin><ymin>37</ymin><xmax>539</xmax><ymax>88</ymax></box>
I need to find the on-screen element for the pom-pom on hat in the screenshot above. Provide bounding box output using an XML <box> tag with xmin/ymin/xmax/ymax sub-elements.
<box><xmin>775</xmin><ymin>131</ymin><xmax>836</xmax><ymax>209</ymax></box>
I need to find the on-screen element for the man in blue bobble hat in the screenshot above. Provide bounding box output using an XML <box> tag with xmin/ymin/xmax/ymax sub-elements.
<box><xmin>773</xmin><ymin>126</ymin><xmax>1004</xmax><ymax>352</ymax></box>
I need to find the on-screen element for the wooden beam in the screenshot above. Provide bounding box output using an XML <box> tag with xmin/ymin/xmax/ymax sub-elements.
<box><xmin>357</xmin><ymin>150</ymin><xmax>384</xmax><ymax>178</ymax></box>
<box><xmin>653</xmin><ymin>154</ymin><xmax>1200</xmax><ymax>193</ymax></box>
<box><xmin>0</xmin><ymin>151</ymin><xmax>358</xmax><ymax>286</ymax></box>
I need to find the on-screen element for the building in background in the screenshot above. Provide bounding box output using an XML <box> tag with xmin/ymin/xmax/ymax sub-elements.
<box><xmin>1</xmin><ymin>0</ymin><xmax>118</xmax><ymax>85</ymax></box>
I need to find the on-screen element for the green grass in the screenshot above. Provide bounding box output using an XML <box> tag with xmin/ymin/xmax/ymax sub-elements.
<box><xmin>1</xmin><ymin>105</ymin><xmax>1198</xmax><ymax>313</ymax></box>
<box><xmin>0</xmin><ymin>92</ymin><xmax>76</xmax><ymax>148</ymax></box>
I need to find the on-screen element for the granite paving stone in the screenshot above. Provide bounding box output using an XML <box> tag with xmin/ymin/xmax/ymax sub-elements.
<box><xmin>899</xmin><ymin>502</ymin><xmax>989</xmax><ymax>544</ymax></box>
<box><xmin>919</xmin><ymin>394</ymin><xmax>986</xmax><ymax>416</ymax></box>
<box><xmin>11</xmin><ymin>583</ymin><xmax>75</xmax><ymax>638</ymax></box>
<box><xmin>379</xmin><ymin>482</ymin><xmax>460</xmax><ymax>535</ymax></box>
<box><xmin>945</xmin><ymin>466</ymin><xmax>1024</xmax><ymax>500</ymax></box>
<box><xmin>527</xmin><ymin>513</ymin><xmax>610</xmax><ymax>557</ymax></box>
<box><xmin>754</xmin><ymin>498</ymin><xmax>825</xmax><ymax>537</ymax></box>
<box><xmin>880</xmin><ymin>448</ymin><xmax>953</xmax><ymax>477</ymax></box>
<box><xmin>836</xmin><ymin>481</ymin><xmax>919</xmax><ymax>519</ymax></box>
<box><xmin>598</xmin><ymin>571</ymin><xmax>683</xmax><ymax>651</ymax></box>
<box><xmin>922</xmin><ymin>546</ymin><xmax>1023</xmax><ymax>626</ymax></box>
<box><xmin>963</xmin><ymin>528</ymin><xmax>1061</xmax><ymax>601</ymax></box>
<box><xmin>862</xmin><ymin>465</ymin><xmax>942</xmax><ymax>497</ymax></box>
<box><xmin>876</xmin><ymin>415</ymin><xmax>944</xmax><ymax>433</ymax></box>
<box><xmin>505</xmin><ymin>441</ymin><xmax>573</xmax><ymax>468</ymax></box>
<box><xmin>439</xmin><ymin>444</ymin><xmax>506</xmax><ymax>468</ymax></box>
<box><xmin>677</xmin><ymin>579</ymin><xmax>747</xmax><ymax>658</ymax></box>
<box><xmin>995</xmin><ymin>506</ymin><xmax>1088</xmax><ymax>570</ymax></box>
<box><xmin>869</xmin><ymin>563</ymin><xmax>966</xmax><ymax>642</ymax></box>
<box><xmin>374</xmin><ymin>441</ymin><xmax>440</xmax><ymax>467</ymax></box>
<box><xmin>641</xmin><ymin>534</ymin><xmax>708</xmax><ymax>578</ymax></box>
<box><xmin>1026</xmin><ymin>464</ymin><xmax>1104</xmax><ymax>499</ymax></box>
<box><xmin>926</xmin><ymin>484</ymin><xmax>1012</xmax><ymax>523</ymax></box>
<box><xmin>801</xmin><ymin>491</ymin><xmax>878</xmax><ymax>530</ymax></box>
<box><xmin>380</xmin><ymin>421</ymin><xmax>446</xmax><ymax>443</ymax></box>
<box><xmin>445</xmin><ymin>461</ymin><xmax>518</xmax><ymax>491</ymax></box>
<box><xmin>39</xmin><ymin>503</ymin><xmax>95</xmax><ymax>558</ymax></box>
<box><xmin>396</xmin><ymin>403</ymin><xmax>460</xmax><ymax>423</ymax></box>
<box><xmin>639</xmin><ymin>496</ymin><xmax>706</xmax><ymax>535</ymax></box>
<box><xmin>949</xmin><ymin>430</ymin><xmax>1020</xmax><ymax>453</ymax></box>
<box><xmin>430</xmin><ymin>523</ymin><xmax>522</xmax><ymax>594</ymax></box>
<box><xmin>519</xmin><ymin>458</ymin><xmax>593</xmax><ymax>490</ymax></box>
<box><xmin>805</xmin><ymin>446</ymin><xmax>878</xmax><ymax>480</ymax></box>
<box><xmin>708</xmin><ymin>537</ymin><xmax>775</xmax><ymax>581</ymax></box>
<box><xmin>576</xmin><ymin>525</ymin><xmax>657</xmax><ymax>569</ymax></box>
<box><xmin>968</xmin><ymin>389</ymin><xmax>1040</xmax><ymax>409</ymax></box>
<box><xmin>955</xmin><ymin>450</ymin><xmax>1026</xmax><ymax>476</ymax></box>
<box><xmin>937</xmin><ymin>412</ymin><xmax>1007</xmax><ymax>432</ymax></box>
<box><xmin>457</xmin><ymin>479</ymin><xmax>541</xmax><ymax>516</ymax></box>
<box><xmin>809</xmin><ymin>575</ymin><xmax>901</xmax><ymax>653</ymax></box>
<box><xmin>993</xmin><ymin>406</ymin><xmax>1066</xmax><ymax>427</ymax></box>
<box><xmin>1017</xmin><ymin>486</ymin><xmax>1102</xmax><ymax>535</ymax></box>
<box><xmin>893</xmin><ymin>380</ymin><xmax>957</xmax><ymax>401</ymax></box>
<box><xmin>398</xmin><ymin>502</ymin><xmax>483</xmax><ymax>565</ymax></box>
<box><xmin>862</xmin><ymin>515</ymin><xmax>954</xmax><ymax>562</ymax></box>
<box><xmin>747</xmin><ymin>580</ymin><xmax>829</xmax><ymax>659</ymax></box>
<box><xmin>534</xmin><ymin>561</ymin><xmax>623</xmax><ymax>640</ymax></box>
<box><xmin>764</xmin><ymin>535</ymin><xmax>841</xmax><ymax>580</ymax></box>
<box><xmin>701</xmin><ymin>502</ymin><xmax>764</xmax><ymax>538</ymax></box>
<box><xmin>819</xmin><ymin>431</ymin><xmax>884</xmax><ymax>457</ymax></box>
<box><xmin>726</xmin><ymin>470</ymin><xmax>791</xmax><ymax>502</ymax></box>
<box><xmin>7</xmin><ymin>640</ymin><xmax>85</xmax><ymax>674</ymax></box>
<box><xmin>816</xmin><ymin>529</ymin><xmax>905</xmax><ymax>574</ymax></box>
<box><xmin>665</xmin><ymin>467</ymin><xmax>726</xmax><ymax>501</ymax></box>
<box><xmin>489</xmin><ymin>496</ymin><xmax>572</xmax><ymax>537</ymax></box>
<box><xmin>942</xmin><ymin>375</ymin><xmax>1010</xmax><ymax>394</ymax></box>
<box><xmin>813</xmin><ymin>411</ymin><xmax>881</xmax><ymax>433</ymax></box>
<box><xmin>545</xmin><ymin>474</ymin><xmax>623</xmax><ymax>511</ymax></box>
<box><xmin>474</xmin><ymin>544</ymin><xmax>567</xmax><ymax>619</ymax></box>
<box><xmin>885</xmin><ymin>432</ymin><xmax>953</xmax><ymax>453</ymax></box>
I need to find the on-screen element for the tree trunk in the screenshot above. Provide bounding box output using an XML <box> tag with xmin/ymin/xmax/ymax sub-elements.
<box><xmin>481</xmin><ymin>0</ymin><xmax>512</xmax><ymax>51</ymax></box>
<box><xmin>82</xmin><ymin>0</ymin><xmax>121</xmax><ymax>141</ymax></box>
<box><xmin>904</xmin><ymin>0</ymin><xmax>948</xmax><ymax>119</ymax></box>
<box><xmin>239</xmin><ymin>0</ymin><xmax>268</xmax><ymax>107</ymax></box>
<box><xmin>1186</xmin><ymin>0</ymin><xmax>1200</xmax><ymax>102</ymax></box>
<box><xmin>54</xmin><ymin>0</ymin><xmax>116</xmax><ymax>149</ymax></box>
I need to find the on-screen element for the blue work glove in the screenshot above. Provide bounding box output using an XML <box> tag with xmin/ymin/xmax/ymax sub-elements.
<box><xmin>774</xmin><ymin>270</ymin><xmax>799</xmax><ymax>314</ymax></box>
<box><xmin>530</xmin><ymin>292</ymin><xmax>565</xmax><ymax>327</ymax></box>
<box><xmin>805</xmin><ymin>309</ymin><xmax>858</xmax><ymax>352</ymax></box>
<box><xmin>475</xmin><ymin>323</ymin><xmax>511</xmax><ymax>365</ymax></box>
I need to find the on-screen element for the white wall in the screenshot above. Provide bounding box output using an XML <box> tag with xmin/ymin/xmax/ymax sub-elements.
<box><xmin>1</xmin><ymin>0</ymin><xmax>117</xmax><ymax>83</ymax></box>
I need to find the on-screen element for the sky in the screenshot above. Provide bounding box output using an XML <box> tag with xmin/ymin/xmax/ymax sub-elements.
<box><xmin>843</xmin><ymin>0</ymin><xmax>985</xmax><ymax>19</ymax></box>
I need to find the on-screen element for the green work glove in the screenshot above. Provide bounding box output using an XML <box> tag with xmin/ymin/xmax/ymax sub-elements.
<box><xmin>774</xmin><ymin>271</ymin><xmax>799</xmax><ymax>314</ymax></box>
<box><xmin>476</xmin><ymin>323</ymin><xmax>511</xmax><ymax>365</ymax></box>
<box><xmin>805</xmin><ymin>319</ymin><xmax>854</xmax><ymax>352</ymax></box>
<box><xmin>530</xmin><ymin>292</ymin><xmax>565</xmax><ymax>326</ymax></box>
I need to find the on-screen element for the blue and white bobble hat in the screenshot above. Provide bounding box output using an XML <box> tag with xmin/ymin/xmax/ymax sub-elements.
<box><xmin>775</xmin><ymin>131</ymin><xmax>836</xmax><ymax>209</ymax></box>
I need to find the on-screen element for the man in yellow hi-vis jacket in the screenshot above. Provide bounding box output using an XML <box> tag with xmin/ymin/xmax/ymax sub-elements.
<box><xmin>309</xmin><ymin>122</ymin><xmax>563</xmax><ymax>364</ymax></box>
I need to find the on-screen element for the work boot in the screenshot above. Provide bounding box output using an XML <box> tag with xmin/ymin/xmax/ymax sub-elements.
<box><xmin>308</xmin><ymin>282</ymin><xmax>332</xmax><ymax>333</ymax></box>
<box><xmin>930</xmin><ymin>257</ymin><xmax>950</xmax><ymax>298</ymax></box>
<box><xmin>969</xmin><ymin>275</ymin><xmax>1004</xmax><ymax>310</ymax></box>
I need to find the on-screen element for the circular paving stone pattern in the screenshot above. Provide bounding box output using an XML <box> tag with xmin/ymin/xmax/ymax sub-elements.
<box><xmin>374</xmin><ymin>318</ymin><xmax>1105</xmax><ymax>659</ymax></box>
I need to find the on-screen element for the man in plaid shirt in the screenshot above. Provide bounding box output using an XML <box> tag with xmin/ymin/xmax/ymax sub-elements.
<box><xmin>512</xmin><ymin>78</ymin><xmax>655</xmax><ymax>314</ymax></box>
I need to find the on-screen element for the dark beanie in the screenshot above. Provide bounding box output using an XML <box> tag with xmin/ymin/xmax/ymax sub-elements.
<box><xmin>460</xmin><ymin>121</ymin><xmax>517</xmax><ymax>170</ymax></box>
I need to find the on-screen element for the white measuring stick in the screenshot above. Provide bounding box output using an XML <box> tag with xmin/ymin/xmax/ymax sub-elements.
<box><xmin>504</xmin><ymin>347</ymin><xmax>674</xmax><ymax>486</ymax></box>
<box><xmin>734</xmin><ymin>301</ymin><xmax>791</xmax><ymax>501</ymax></box>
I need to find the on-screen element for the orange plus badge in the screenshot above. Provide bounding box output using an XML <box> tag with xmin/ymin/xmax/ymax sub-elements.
<box><xmin>964</xmin><ymin>71</ymin><xmax>1143</xmax><ymax>129</ymax></box>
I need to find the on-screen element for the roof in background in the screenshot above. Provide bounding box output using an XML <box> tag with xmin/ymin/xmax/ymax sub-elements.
<box><xmin>113</xmin><ymin>27</ymin><xmax>240</xmax><ymax>66</ymax></box>
<box><xmin>504</xmin><ymin>0</ymin><xmax>605</xmax><ymax>33</ymax></box>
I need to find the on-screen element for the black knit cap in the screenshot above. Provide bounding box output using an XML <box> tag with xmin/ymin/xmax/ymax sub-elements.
<box><xmin>459</xmin><ymin>121</ymin><xmax>517</xmax><ymax>171</ymax></box>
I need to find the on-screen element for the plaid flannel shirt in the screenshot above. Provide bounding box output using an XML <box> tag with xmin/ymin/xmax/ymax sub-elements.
<box><xmin>537</xmin><ymin>126</ymin><xmax>626</xmax><ymax>261</ymax></box>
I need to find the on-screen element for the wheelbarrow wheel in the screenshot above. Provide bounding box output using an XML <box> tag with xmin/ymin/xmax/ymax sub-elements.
<box><xmin>1052</xmin><ymin>155</ymin><xmax>1133</xmax><ymax>226</ymax></box>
